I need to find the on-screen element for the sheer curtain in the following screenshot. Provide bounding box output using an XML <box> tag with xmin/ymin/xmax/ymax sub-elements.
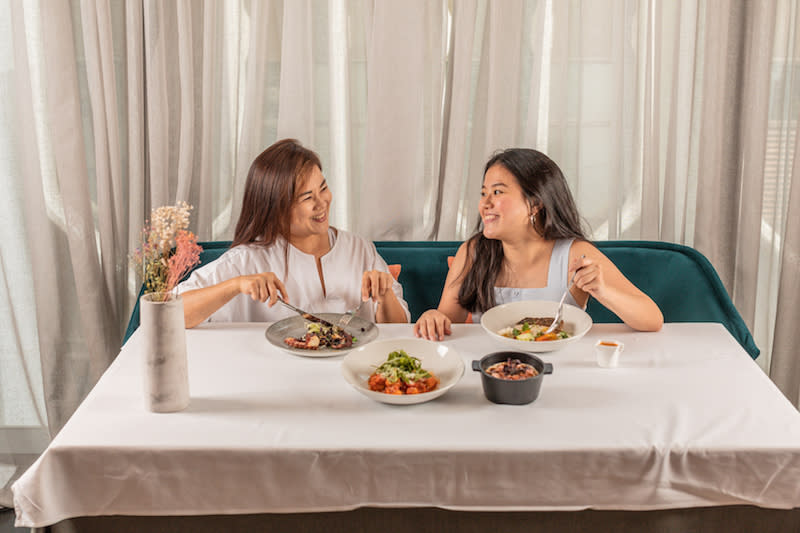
<box><xmin>438</xmin><ymin>0</ymin><xmax>799</xmax><ymax>380</ymax></box>
<box><xmin>1</xmin><ymin>0</ymin><xmax>798</xmax><ymax>508</ymax></box>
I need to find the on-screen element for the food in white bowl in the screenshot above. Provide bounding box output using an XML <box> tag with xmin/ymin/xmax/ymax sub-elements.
<box><xmin>496</xmin><ymin>317</ymin><xmax>570</xmax><ymax>342</ymax></box>
<box><xmin>367</xmin><ymin>350</ymin><xmax>440</xmax><ymax>395</ymax></box>
<box><xmin>480</xmin><ymin>300</ymin><xmax>592</xmax><ymax>353</ymax></box>
<box><xmin>341</xmin><ymin>338</ymin><xmax>464</xmax><ymax>405</ymax></box>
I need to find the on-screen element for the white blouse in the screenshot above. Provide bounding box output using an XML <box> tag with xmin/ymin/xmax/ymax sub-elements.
<box><xmin>177</xmin><ymin>229</ymin><xmax>409</xmax><ymax>323</ymax></box>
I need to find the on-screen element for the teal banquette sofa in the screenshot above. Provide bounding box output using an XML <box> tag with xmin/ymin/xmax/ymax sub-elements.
<box><xmin>123</xmin><ymin>240</ymin><xmax>759</xmax><ymax>359</ymax></box>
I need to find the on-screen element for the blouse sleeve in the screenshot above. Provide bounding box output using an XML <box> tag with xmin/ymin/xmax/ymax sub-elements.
<box><xmin>177</xmin><ymin>261</ymin><xmax>222</xmax><ymax>293</ymax></box>
<box><xmin>176</xmin><ymin>247</ymin><xmax>252</xmax><ymax>294</ymax></box>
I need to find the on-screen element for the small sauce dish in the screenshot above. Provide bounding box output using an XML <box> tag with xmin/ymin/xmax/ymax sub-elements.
<box><xmin>595</xmin><ymin>339</ymin><xmax>624</xmax><ymax>368</ymax></box>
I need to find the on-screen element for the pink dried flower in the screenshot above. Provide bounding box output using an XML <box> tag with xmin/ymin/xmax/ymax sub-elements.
<box><xmin>166</xmin><ymin>231</ymin><xmax>202</xmax><ymax>291</ymax></box>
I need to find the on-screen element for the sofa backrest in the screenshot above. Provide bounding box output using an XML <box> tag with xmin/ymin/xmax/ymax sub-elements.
<box><xmin>122</xmin><ymin>239</ymin><xmax>758</xmax><ymax>359</ymax></box>
<box><xmin>373</xmin><ymin>241</ymin><xmax>460</xmax><ymax>322</ymax></box>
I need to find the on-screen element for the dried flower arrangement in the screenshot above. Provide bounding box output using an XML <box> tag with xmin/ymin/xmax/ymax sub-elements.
<box><xmin>131</xmin><ymin>202</ymin><xmax>203</xmax><ymax>302</ymax></box>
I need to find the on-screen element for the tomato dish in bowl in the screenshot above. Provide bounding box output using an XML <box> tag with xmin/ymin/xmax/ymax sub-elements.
<box><xmin>342</xmin><ymin>338</ymin><xmax>464</xmax><ymax>405</ymax></box>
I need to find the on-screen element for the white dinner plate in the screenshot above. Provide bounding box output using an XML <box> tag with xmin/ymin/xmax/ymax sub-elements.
<box><xmin>341</xmin><ymin>337</ymin><xmax>465</xmax><ymax>405</ymax></box>
<box><xmin>265</xmin><ymin>313</ymin><xmax>378</xmax><ymax>357</ymax></box>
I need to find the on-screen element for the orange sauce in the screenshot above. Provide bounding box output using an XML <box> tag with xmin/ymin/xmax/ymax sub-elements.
<box><xmin>599</xmin><ymin>341</ymin><xmax>618</xmax><ymax>347</ymax></box>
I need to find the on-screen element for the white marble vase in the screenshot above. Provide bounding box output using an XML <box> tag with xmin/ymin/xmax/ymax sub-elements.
<box><xmin>140</xmin><ymin>293</ymin><xmax>190</xmax><ymax>412</ymax></box>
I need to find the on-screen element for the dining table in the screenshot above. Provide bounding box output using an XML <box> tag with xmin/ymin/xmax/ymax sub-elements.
<box><xmin>12</xmin><ymin>321</ymin><xmax>800</xmax><ymax>532</ymax></box>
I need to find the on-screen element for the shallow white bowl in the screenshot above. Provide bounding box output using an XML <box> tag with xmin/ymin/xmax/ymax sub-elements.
<box><xmin>341</xmin><ymin>338</ymin><xmax>465</xmax><ymax>405</ymax></box>
<box><xmin>480</xmin><ymin>299</ymin><xmax>593</xmax><ymax>353</ymax></box>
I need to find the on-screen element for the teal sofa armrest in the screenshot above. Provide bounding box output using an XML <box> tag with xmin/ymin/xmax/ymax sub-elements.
<box><xmin>374</xmin><ymin>241</ymin><xmax>461</xmax><ymax>322</ymax></box>
<box><xmin>592</xmin><ymin>241</ymin><xmax>759</xmax><ymax>359</ymax></box>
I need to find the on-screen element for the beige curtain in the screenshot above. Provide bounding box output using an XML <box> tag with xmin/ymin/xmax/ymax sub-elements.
<box><xmin>771</xmin><ymin>120</ymin><xmax>800</xmax><ymax>406</ymax></box>
<box><xmin>438</xmin><ymin>0</ymin><xmax>799</xmax><ymax>380</ymax></box>
<box><xmin>768</xmin><ymin>1</ymin><xmax>800</xmax><ymax>406</ymax></box>
<box><xmin>2</xmin><ymin>0</ymin><xmax>799</xmax><ymax>507</ymax></box>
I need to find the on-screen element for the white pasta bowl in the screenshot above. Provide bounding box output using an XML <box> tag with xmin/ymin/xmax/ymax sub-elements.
<box><xmin>341</xmin><ymin>338</ymin><xmax>465</xmax><ymax>405</ymax></box>
<box><xmin>480</xmin><ymin>299</ymin><xmax>593</xmax><ymax>353</ymax></box>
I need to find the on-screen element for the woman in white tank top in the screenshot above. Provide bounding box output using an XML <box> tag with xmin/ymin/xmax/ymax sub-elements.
<box><xmin>414</xmin><ymin>148</ymin><xmax>663</xmax><ymax>341</ymax></box>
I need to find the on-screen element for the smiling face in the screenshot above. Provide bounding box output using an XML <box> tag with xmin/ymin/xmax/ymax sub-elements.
<box><xmin>479</xmin><ymin>163</ymin><xmax>537</xmax><ymax>241</ymax></box>
<box><xmin>289</xmin><ymin>165</ymin><xmax>332</xmax><ymax>240</ymax></box>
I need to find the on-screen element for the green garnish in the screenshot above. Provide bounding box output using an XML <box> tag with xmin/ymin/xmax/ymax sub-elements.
<box><xmin>375</xmin><ymin>350</ymin><xmax>432</xmax><ymax>384</ymax></box>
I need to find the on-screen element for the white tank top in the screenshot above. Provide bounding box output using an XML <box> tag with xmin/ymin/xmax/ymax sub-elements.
<box><xmin>472</xmin><ymin>238</ymin><xmax>579</xmax><ymax>322</ymax></box>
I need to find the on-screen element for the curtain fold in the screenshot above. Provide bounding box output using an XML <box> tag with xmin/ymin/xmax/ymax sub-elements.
<box><xmin>31</xmin><ymin>0</ymin><xmax>118</xmax><ymax>434</ymax></box>
<box><xmin>767</xmin><ymin>0</ymin><xmax>800</xmax><ymax>404</ymax></box>
<box><xmin>277</xmin><ymin>0</ymin><xmax>314</xmax><ymax>144</ymax></box>
<box><xmin>198</xmin><ymin>0</ymin><xmax>221</xmax><ymax>238</ymax></box>
<box><xmin>143</xmin><ymin>0</ymin><xmax>171</xmax><ymax>208</ymax></box>
<box><xmin>360</xmin><ymin>0</ymin><xmax>446</xmax><ymax>240</ymax></box>
<box><xmin>770</xmin><ymin>115</ymin><xmax>800</xmax><ymax>405</ymax></box>
<box><xmin>125</xmin><ymin>0</ymin><xmax>146</xmax><ymax>276</ymax></box>
<box><xmin>80</xmin><ymin>0</ymin><xmax>128</xmax><ymax>344</ymax></box>
<box><xmin>434</xmin><ymin>0</ymin><xmax>481</xmax><ymax>239</ymax></box>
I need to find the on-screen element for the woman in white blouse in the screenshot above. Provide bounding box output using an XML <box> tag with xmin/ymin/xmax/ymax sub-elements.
<box><xmin>179</xmin><ymin>139</ymin><xmax>410</xmax><ymax>327</ymax></box>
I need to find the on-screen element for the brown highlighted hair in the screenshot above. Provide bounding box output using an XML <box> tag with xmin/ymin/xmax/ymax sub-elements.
<box><xmin>458</xmin><ymin>148</ymin><xmax>588</xmax><ymax>313</ymax></box>
<box><xmin>232</xmin><ymin>139</ymin><xmax>322</xmax><ymax>248</ymax></box>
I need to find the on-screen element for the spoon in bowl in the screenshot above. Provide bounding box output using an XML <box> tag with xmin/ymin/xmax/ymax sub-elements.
<box><xmin>543</xmin><ymin>254</ymin><xmax>585</xmax><ymax>335</ymax></box>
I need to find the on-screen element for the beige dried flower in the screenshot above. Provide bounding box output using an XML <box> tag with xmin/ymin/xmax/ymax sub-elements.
<box><xmin>130</xmin><ymin>202</ymin><xmax>202</xmax><ymax>301</ymax></box>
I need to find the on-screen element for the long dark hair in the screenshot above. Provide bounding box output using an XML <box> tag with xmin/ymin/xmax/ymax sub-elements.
<box><xmin>232</xmin><ymin>139</ymin><xmax>322</xmax><ymax>248</ymax></box>
<box><xmin>458</xmin><ymin>148</ymin><xmax>588</xmax><ymax>313</ymax></box>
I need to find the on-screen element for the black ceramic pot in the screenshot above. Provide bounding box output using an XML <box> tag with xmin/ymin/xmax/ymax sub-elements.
<box><xmin>472</xmin><ymin>351</ymin><xmax>553</xmax><ymax>405</ymax></box>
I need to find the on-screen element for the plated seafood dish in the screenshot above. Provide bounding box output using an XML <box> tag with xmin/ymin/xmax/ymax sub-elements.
<box><xmin>284</xmin><ymin>321</ymin><xmax>354</xmax><ymax>350</ymax></box>
<box><xmin>266</xmin><ymin>313</ymin><xmax>378</xmax><ymax>357</ymax></box>
<box><xmin>497</xmin><ymin>317</ymin><xmax>570</xmax><ymax>342</ymax></box>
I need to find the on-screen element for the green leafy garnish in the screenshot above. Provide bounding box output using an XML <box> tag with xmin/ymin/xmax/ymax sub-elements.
<box><xmin>375</xmin><ymin>350</ymin><xmax>432</xmax><ymax>384</ymax></box>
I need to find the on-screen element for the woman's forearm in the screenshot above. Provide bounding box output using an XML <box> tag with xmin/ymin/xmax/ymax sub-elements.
<box><xmin>375</xmin><ymin>290</ymin><xmax>409</xmax><ymax>323</ymax></box>
<box><xmin>593</xmin><ymin>287</ymin><xmax>663</xmax><ymax>332</ymax></box>
<box><xmin>181</xmin><ymin>278</ymin><xmax>241</xmax><ymax>328</ymax></box>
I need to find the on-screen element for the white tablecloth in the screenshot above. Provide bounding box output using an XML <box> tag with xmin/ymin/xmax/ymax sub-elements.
<box><xmin>13</xmin><ymin>323</ymin><xmax>800</xmax><ymax>527</ymax></box>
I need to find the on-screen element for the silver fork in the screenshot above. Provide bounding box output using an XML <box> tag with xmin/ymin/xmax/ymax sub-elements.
<box><xmin>543</xmin><ymin>254</ymin><xmax>585</xmax><ymax>335</ymax></box>
<box><xmin>338</xmin><ymin>299</ymin><xmax>367</xmax><ymax>328</ymax></box>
